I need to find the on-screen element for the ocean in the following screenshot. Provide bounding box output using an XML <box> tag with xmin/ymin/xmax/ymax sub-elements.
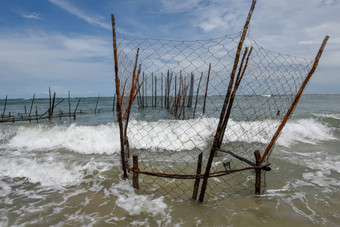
<box><xmin>0</xmin><ymin>94</ymin><xmax>339</xmax><ymax>226</ymax></box>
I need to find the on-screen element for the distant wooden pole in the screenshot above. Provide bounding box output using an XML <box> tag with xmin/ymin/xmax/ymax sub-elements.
<box><xmin>2</xmin><ymin>95</ymin><xmax>7</xmax><ymax>120</ymax></box>
<box><xmin>29</xmin><ymin>94</ymin><xmax>35</xmax><ymax>122</ymax></box>
<box><xmin>74</xmin><ymin>99</ymin><xmax>81</xmax><ymax>120</ymax></box>
<box><xmin>35</xmin><ymin>106</ymin><xmax>38</xmax><ymax>123</ymax></box>
<box><xmin>193</xmin><ymin>72</ymin><xmax>203</xmax><ymax>118</ymax></box>
<box><xmin>68</xmin><ymin>91</ymin><xmax>71</xmax><ymax>117</ymax></box>
<box><xmin>52</xmin><ymin>92</ymin><xmax>56</xmax><ymax>115</ymax></box>
<box><xmin>95</xmin><ymin>95</ymin><xmax>100</xmax><ymax>114</ymax></box>
<box><xmin>202</xmin><ymin>63</ymin><xmax>211</xmax><ymax>115</ymax></box>
<box><xmin>161</xmin><ymin>73</ymin><xmax>163</xmax><ymax>108</ymax></box>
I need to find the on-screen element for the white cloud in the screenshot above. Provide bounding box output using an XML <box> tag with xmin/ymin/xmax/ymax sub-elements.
<box><xmin>49</xmin><ymin>0</ymin><xmax>110</xmax><ymax>30</ymax></box>
<box><xmin>22</xmin><ymin>12</ymin><xmax>41</xmax><ymax>20</ymax></box>
<box><xmin>0</xmin><ymin>31</ymin><xmax>113</xmax><ymax>83</ymax></box>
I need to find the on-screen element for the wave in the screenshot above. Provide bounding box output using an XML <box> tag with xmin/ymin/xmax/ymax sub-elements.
<box><xmin>312</xmin><ymin>113</ymin><xmax>340</xmax><ymax>120</ymax></box>
<box><xmin>0</xmin><ymin>118</ymin><xmax>336</xmax><ymax>154</ymax></box>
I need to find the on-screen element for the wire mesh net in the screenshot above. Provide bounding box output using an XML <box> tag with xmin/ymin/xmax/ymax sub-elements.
<box><xmin>114</xmin><ymin>33</ymin><xmax>313</xmax><ymax>201</ymax></box>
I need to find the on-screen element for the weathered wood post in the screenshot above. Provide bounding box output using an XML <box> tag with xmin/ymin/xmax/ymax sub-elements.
<box><xmin>132</xmin><ymin>154</ymin><xmax>139</xmax><ymax>189</ymax></box>
<box><xmin>199</xmin><ymin>0</ymin><xmax>256</xmax><ymax>202</ymax></box>
<box><xmin>254</xmin><ymin>150</ymin><xmax>262</xmax><ymax>195</ymax></box>
<box><xmin>192</xmin><ymin>152</ymin><xmax>203</xmax><ymax>200</ymax></box>
<box><xmin>112</xmin><ymin>14</ymin><xmax>128</xmax><ymax>179</ymax></box>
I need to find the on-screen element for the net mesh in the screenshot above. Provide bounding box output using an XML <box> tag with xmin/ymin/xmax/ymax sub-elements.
<box><xmin>115</xmin><ymin>33</ymin><xmax>313</xmax><ymax>201</ymax></box>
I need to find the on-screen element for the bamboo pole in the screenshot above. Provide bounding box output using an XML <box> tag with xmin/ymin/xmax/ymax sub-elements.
<box><xmin>199</xmin><ymin>0</ymin><xmax>256</xmax><ymax>202</ymax></box>
<box><xmin>192</xmin><ymin>152</ymin><xmax>203</xmax><ymax>200</ymax></box>
<box><xmin>260</xmin><ymin>35</ymin><xmax>329</xmax><ymax>163</ymax></box>
<box><xmin>193</xmin><ymin>72</ymin><xmax>203</xmax><ymax>118</ymax></box>
<box><xmin>112</xmin><ymin>14</ymin><xmax>128</xmax><ymax>179</ymax></box>
<box><xmin>52</xmin><ymin>92</ymin><xmax>56</xmax><ymax>115</ymax></box>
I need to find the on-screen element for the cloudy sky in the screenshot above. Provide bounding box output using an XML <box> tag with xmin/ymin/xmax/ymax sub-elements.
<box><xmin>0</xmin><ymin>0</ymin><xmax>339</xmax><ymax>98</ymax></box>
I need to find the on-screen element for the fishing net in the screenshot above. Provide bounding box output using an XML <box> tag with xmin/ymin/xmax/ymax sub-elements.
<box><xmin>113</xmin><ymin>32</ymin><xmax>314</xmax><ymax>201</ymax></box>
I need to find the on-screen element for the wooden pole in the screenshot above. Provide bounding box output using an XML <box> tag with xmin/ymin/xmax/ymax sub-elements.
<box><xmin>2</xmin><ymin>95</ymin><xmax>7</xmax><ymax>120</ymax></box>
<box><xmin>95</xmin><ymin>95</ymin><xmax>100</xmax><ymax>114</ymax></box>
<box><xmin>152</xmin><ymin>73</ymin><xmax>154</xmax><ymax>107</ymax></box>
<box><xmin>203</xmin><ymin>63</ymin><xmax>211</xmax><ymax>115</ymax></box>
<box><xmin>188</xmin><ymin>72</ymin><xmax>194</xmax><ymax>107</ymax></box>
<box><xmin>260</xmin><ymin>35</ymin><xmax>329</xmax><ymax>163</ymax></box>
<box><xmin>254</xmin><ymin>150</ymin><xmax>262</xmax><ymax>195</ymax></box>
<box><xmin>24</xmin><ymin>105</ymin><xmax>27</xmax><ymax>114</ymax></box>
<box><xmin>29</xmin><ymin>94</ymin><xmax>35</xmax><ymax>122</ymax></box>
<box><xmin>35</xmin><ymin>106</ymin><xmax>38</xmax><ymax>123</ymax></box>
<box><xmin>112</xmin><ymin>14</ymin><xmax>128</xmax><ymax>179</ymax></box>
<box><xmin>68</xmin><ymin>91</ymin><xmax>71</xmax><ymax>117</ymax></box>
<box><xmin>112</xmin><ymin>95</ymin><xmax>116</xmax><ymax>112</ymax></box>
<box><xmin>133</xmin><ymin>154</ymin><xmax>139</xmax><ymax>189</ymax></box>
<box><xmin>155</xmin><ymin>75</ymin><xmax>157</xmax><ymax>107</ymax></box>
<box><xmin>74</xmin><ymin>99</ymin><xmax>81</xmax><ymax>120</ymax></box>
<box><xmin>199</xmin><ymin>0</ymin><xmax>256</xmax><ymax>202</ymax></box>
<box><xmin>52</xmin><ymin>92</ymin><xmax>56</xmax><ymax>115</ymax></box>
<box><xmin>192</xmin><ymin>152</ymin><xmax>203</xmax><ymax>200</ymax></box>
<box><xmin>161</xmin><ymin>73</ymin><xmax>163</xmax><ymax>108</ymax></box>
<box><xmin>193</xmin><ymin>72</ymin><xmax>203</xmax><ymax>118</ymax></box>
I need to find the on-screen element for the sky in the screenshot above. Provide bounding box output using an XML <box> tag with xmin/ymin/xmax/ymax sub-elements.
<box><xmin>0</xmin><ymin>0</ymin><xmax>339</xmax><ymax>98</ymax></box>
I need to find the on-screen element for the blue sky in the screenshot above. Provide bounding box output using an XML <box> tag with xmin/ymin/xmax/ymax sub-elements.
<box><xmin>0</xmin><ymin>0</ymin><xmax>339</xmax><ymax>98</ymax></box>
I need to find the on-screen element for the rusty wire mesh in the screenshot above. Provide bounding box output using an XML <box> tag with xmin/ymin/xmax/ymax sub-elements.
<box><xmin>115</xmin><ymin>33</ymin><xmax>313</xmax><ymax>201</ymax></box>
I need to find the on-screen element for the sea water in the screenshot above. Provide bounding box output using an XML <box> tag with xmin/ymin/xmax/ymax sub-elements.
<box><xmin>0</xmin><ymin>94</ymin><xmax>339</xmax><ymax>226</ymax></box>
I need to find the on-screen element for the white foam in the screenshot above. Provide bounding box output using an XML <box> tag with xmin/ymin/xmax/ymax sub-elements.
<box><xmin>109</xmin><ymin>180</ymin><xmax>168</xmax><ymax>217</ymax></box>
<box><xmin>312</xmin><ymin>113</ymin><xmax>340</xmax><ymax>120</ymax></box>
<box><xmin>5</xmin><ymin>123</ymin><xmax>121</xmax><ymax>154</ymax></box>
<box><xmin>277</xmin><ymin>119</ymin><xmax>336</xmax><ymax>147</ymax></box>
<box><xmin>0</xmin><ymin>156</ymin><xmax>83</xmax><ymax>186</ymax></box>
<box><xmin>0</xmin><ymin>156</ymin><xmax>110</xmax><ymax>187</ymax></box>
<box><xmin>1</xmin><ymin>118</ymin><xmax>335</xmax><ymax>154</ymax></box>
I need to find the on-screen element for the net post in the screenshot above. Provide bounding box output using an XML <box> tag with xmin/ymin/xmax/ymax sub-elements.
<box><xmin>132</xmin><ymin>155</ymin><xmax>139</xmax><ymax>189</ymax></box>
<box><xmin>111</xmin><ymin>14</ymin><xmax>128</xmax><ymax>179</ymax></box>
<box><xmin>254</xmin><ymin>150</ymin><xmax>262</xmax><ymax>195</ymax></box>
<box><xmin>199</xmin><ymin>0</ymin><xmax>257</xmax><ymax>203</ymax></box>
<box><xmin>260</xmin><ymin>35</ymin><xmax>330</xmax><ymax>163</ymax></box>
<box><xmin>192</xmin><ymin>152</ymin><xmax>203</xmax><ymax>200</ymax></box>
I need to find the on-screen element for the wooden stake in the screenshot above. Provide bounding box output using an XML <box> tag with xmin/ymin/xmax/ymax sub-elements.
<box><xmin>2</xmin><ymin>95</ymin><xmax>7</xmax><ymax>120</ymax></box>
<box><xmin>95</xmin><ymin>95</ymin><xmax>100</xmax><ymax>114</ymax></box>
<box><xmin>193</xmin><ymin>72</ymin><xmax>203</xmax><ymax>118</ymax></box>
<box><xmin>203</xmin><ymin>64</ymin><xmax>211</xmax><ymax>115</ymax></box>
<box><xmin>29</xmin><ymin>94</ymin><xmax>35</xmax><ymax>122</ymax></box>
<box><xmin>133</xmin><ymin>155</ymin><xmax>139</xmax><ymax>189</ymax></box>
<box><xmin>192</xmin><ymin>152</ymin><xmax>203</xmax><ymax>200</ymax></box>
<box><xmin>254</xmin><ymin>150</ymin><xmax>262</xmax><ymax>195</ymax></box>
<box><xmin>68</xmin><ymin>91</ymin><xmax>71</xmax><ymax>117</ymax></box>
<box><xmin>199</xmin><ymin>0</ymin><xmax>256</xmax><ymax>202</ymax></box>
<box><xmin>112</xmin><ymin>14</ymin><xmax>128</xmax><ymax>179</ymax></box>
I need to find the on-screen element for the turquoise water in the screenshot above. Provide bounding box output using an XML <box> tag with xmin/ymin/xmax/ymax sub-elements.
<box><xmin>0</xmin><ymin>94</ymin><xmax>339</xmax><ymax>226</ymax></box>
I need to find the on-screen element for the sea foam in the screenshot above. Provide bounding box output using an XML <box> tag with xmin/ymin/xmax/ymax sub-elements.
<box><xmin>1</xmin><ymin>118</ymin><xmax>335</xmax><ymax>154</ymax></box>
